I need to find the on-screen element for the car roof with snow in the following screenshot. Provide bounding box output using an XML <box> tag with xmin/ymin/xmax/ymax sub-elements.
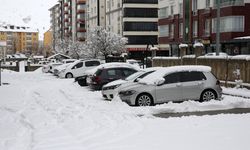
<box><xmin>139</xmin><ymin>65</ymin><xmax>211</xmax><ymax>85</ymax></box>
<box><xmin>85</xmin><ymin>62</ymin><xmax>140</xmax><ymax>75</ymax></box>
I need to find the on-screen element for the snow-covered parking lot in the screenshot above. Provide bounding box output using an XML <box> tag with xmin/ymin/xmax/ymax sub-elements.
<box><xmin>1</xmin><ymin>69</ymin><xmax>250</xmax><ymax>150</ymax></box>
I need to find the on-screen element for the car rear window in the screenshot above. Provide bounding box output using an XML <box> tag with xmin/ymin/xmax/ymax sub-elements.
<box><xmin>181</xmin><ymin>71</ymin><xmax>206</xmax><ymax>82</ymax></box>
<box><xmin>85</xmin><ymin>61</ymin><xmax>100</xmax><ymax>67</ymax></box>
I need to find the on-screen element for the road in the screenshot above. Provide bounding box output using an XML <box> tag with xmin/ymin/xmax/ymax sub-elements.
<box><xmin>155</xmin><ymin>108</ymin><xmax>250</xmax><ymax>118</ymax></box>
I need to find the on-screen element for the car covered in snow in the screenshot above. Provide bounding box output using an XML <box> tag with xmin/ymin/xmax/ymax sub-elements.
<box><xmin>118</xmin><ymin>65</ymin><xmax>222</xmax><ymax>106</ymax></box>
<box><xmin>42</xmin><ymin>62</ymin><xmax>63</xmax><ymax>73</ymax></box>
<box><xmin>86</xmin><ymin>62</ymin><xmax>139</xmax><ymax>90</ymax></box>
<box><xmin>102</xmin><ymin>67</ymin><xmax>162</xmax><ymax>100</ymax></box>
<box><xmin>58</xmin><ymin>59</ymin><xmax>101</xmax><ymax>78</ymax></box>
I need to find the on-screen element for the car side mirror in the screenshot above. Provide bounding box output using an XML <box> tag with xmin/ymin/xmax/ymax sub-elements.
<box><xmin>154</xmin><ymin>78</ymin><xmax>165</xmax><ymax>86</ymax></box>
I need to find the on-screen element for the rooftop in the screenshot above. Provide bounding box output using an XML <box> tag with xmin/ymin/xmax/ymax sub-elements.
<box><xmin>0</xmin><ymin>25</ymin><xmax>38</xmax><ymax>33</ymax></box>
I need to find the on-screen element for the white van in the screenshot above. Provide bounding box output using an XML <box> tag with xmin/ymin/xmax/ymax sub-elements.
<box><xmin>58</xmin><ymin>59</ymin><xmax>101</xmax><ymax>78</ymax></box>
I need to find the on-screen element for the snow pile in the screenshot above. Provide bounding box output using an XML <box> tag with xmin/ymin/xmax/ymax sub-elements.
<box><xmin>1</xmin><ymin>71</ymin><xmax>250</xmax><ymax>150</ymax></box>
<box><xmin>223</xmin><ymin>87</ymin><xmax>250</xmax><ymax>98</ymax></box>
<box><xmin>139</xmin><ymin>65</ymin><xmax>211</xmax><ymax>85</ymax></box>
<box><xmin>179</xmin><ymin>43</ymin><xmax>188</xmax><ymax>48</ymax></box>
<box><xmin>193</xmin><ymin>42</ymin><xmax>204</xmax><ymax>48</ymax></box>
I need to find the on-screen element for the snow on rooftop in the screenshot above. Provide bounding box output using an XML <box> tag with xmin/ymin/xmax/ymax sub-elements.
<box><xmin>85</xmin><ymin>62</ymin><xmax>140</xmax><ymax>75</ymax></box>
<box><xmin>0</xmin><ymin>25</ymin><xmax>38</xmax><ymax>33</ymax></box>
<box><xmin>139</xmin><ymin>65</ymin><xmax>211</xmax><ymax>85</ymax></box>
<box><xmin>234</xmin><ymin>36</ymin><xmax>250</xmax><ymax>40</ymax></box>
<box><xmin>179</xmin><ymin>43</ymin><xmax>188</xmax><ymax>48</ymax></box>
<box><xmin>193</xmin><ymin>42</ymin><xmax>204</xmax><ymax>48</ymax></box>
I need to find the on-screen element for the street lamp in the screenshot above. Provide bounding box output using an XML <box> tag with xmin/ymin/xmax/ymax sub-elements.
<box><xmin>216</xmin><ymin>0</ymin><xmax>221</xmax><ymax>56</ymax></box>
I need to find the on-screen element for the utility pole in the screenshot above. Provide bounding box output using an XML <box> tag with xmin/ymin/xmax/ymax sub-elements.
<box><xmin>216</xmin><ymin>0</ymin><xmax>221</xmax><ymax>56</ymax></box>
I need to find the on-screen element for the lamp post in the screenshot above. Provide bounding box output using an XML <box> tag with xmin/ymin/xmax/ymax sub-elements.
<box><xmin>216</xmin><ymin>0</ymin><xmax>221</xmax><ymax>56</ymax></box>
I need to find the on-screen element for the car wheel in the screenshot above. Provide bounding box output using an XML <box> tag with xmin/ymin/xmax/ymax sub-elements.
<box><xmin>136</xmin><ymin>94</ymin><xmax>153</xmax><ymax>106</ymax></box>
<box><xmin>65</xmin><ymin>73</ymin><xmax>73</xmax><ymax>78</ymax></box>
<box><xmin>77</xmin><ymin>79</ymin><xmax>87</xmax><ymax>86</ymax></box>
<box><xmin>200</xmin><ymin>90</ymin><xmax>217</xmax><ymax>102</ymax></box>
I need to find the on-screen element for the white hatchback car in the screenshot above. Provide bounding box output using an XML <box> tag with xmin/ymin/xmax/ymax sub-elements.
<box><xmin>102</xmin><ymin>67</ymin><xmax>161</xmax><ymax>100</ymax></box>
<box><xmin>58</xmin><ymin>59</ymin><xmax>101</xmax><ymax>78</ymax></box>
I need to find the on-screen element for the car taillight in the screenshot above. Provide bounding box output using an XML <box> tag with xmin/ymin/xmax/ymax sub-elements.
<box><xmin>93</xmin><ymin>76</ymin><xmax>101</xmax><ymax>84</ymax></box>
<box><xmin>216</xmin><ymin>80</ymin><xmax>220</xmax><ymax>85</ymax></box>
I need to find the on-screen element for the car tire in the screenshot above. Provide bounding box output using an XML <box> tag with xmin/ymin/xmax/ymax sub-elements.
<box><xmin>77</xmin><ymin>78</ymin><xmax>87</xmax><ymax>86</ymax></box>
<box><xmin>65</xmin><ymin>73</ymin><xmax>73</xmax><ymax>78</ymax></box>
<box><xmin>200</xmin><ymin>90</ymin><xmax>217</xmax><ymax>102</ymax></box>
<box><xmin>136</xmin><ymin>93</ymin><xmax>153</xmax><ymax>106</ymax></box>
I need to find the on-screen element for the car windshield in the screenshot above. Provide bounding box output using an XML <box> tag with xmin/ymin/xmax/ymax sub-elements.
<box><xmin>125</xmin><ymin>71</ymin><xmax>144</xmax><ymax>81</ymax></box>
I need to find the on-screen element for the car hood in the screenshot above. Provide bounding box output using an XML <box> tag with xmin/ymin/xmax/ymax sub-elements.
<box><xmin>103</xmin><ymin>79</ymin><xmax>127</xmax><ymax>87</ymax></box>
<box><xmin>118</xmin><ymin>82</ymin><xmax>146</xmax><ymax>92</ymax></box>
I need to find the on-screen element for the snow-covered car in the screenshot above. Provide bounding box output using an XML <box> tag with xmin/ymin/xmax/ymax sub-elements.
<box><xmin>126</xmin><ymin>59</ymin><xmax>140</xmax><ymax>68</ymax></box>
<box><xmin>62</xmin><ymin>59</ymin><xmax>77</xmax><ymax>64</ymax></box>
<box><xmin>58</xmin><ymin>59</ymin><xmax>101</xmax><ymax>78</ymax></box>
<box><xmin>102</xmin><ymin>67</ymin><xmax>162</xmax><ymax>100</ymax></box>
<box><xmin>118</xmin><ymin>65</ymin><xmax>222</xmax><ymax>106</ymax></box>
<box><xmin>42</xmin><ymin>62</ymin><xmax>63</xmax><ymax>73</ymax></box>
<box><xmin>53</xmin><ymin>63</ymin><xmax>73</xmax><ymax>76</ymax></box>
<box><xmin>86</xmin><ymin>62</ymin><xmax>140</xmax><ymax>90</ymax></box>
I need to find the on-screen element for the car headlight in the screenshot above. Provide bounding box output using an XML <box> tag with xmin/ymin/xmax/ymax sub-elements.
<box><xmin>60</xmin><ymin>69</ymin><xmax>66</xmax><ymax>73</ymax></box>
<box><xmin>119</xmin><ymin>90</ymin><xmax>136</xmax><ymax>96</ymax></box>
<box><xmin>103</xmin><ymin>84</ymin><xmax>121</xmax><ymax>90</ymax></box>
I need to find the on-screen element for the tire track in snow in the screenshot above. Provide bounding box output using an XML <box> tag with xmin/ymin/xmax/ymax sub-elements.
<box><xmin>0</xmin><ymin>107</ymin><xmax>35</xmax><ymax>150</ymax></box>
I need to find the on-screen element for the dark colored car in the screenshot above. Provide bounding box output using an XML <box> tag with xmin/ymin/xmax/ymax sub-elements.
<box><xmin>87</xmin><ymin>66</ymin><xmax>138</xmax><ymax>90</ymax></box>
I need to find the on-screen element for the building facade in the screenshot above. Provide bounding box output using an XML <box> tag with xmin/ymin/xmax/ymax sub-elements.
<box><xmin>87</xmin><ymin>0</ymin><xmax>159</xmax><ymax>59</ymax></box>
<box><xmin>0</xmin><ymin>25</ymin><xmax>39</xmax><ymax>55</ymax></box>
<box><xmin>158</xmin><ymin>0</ymin><xmax>250</xmax><ymax>56</ymax></box>
<box><xmin>43</xmin><ymin>29</ymin><xmax>53</xmax><ymax>57</ymax></box>
<box><xmin>50</xmin><ymin>0</ymin><xmax>87</xmax><ymax>43</ymax></box>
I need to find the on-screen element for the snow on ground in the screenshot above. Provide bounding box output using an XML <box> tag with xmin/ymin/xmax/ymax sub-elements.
<box><xmin>1</xmin><ymin>71</ymin><xmax>250</xmax><ymax>150</ymax></box>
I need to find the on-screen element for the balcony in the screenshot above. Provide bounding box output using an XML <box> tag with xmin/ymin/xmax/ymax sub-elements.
<box><xmin>77</xmin><ymin>19</ymin><xmax>85</xmax><ymax>23</ymax></box>
<box><xmin>64</xmin><ymin>18</ymin><xmax>69</xmax><ymax>22</ymax></box>
<box><xmin>77</xmin><ymin>0</ymin><xmax>86</xmax><ymax>5</ymax></box>
<box><xmin>77</xmin><ymin>28</ymin><xmax>86</xmax><ymax>32</ymax></box>
<box><xmin>64</xmin><ymin>3</ymin><xmax>68</xmax><ymax>7</ymax></box>
<box><xmin>77</xmin><ymin>10</ymin><xmax>85</xmax><ymax>14</ymax></box>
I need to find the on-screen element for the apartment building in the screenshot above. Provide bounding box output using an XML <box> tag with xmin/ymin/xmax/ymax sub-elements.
<box><xmin>158</xmin><ymin>0</ymin><xmax>250</xmax><ymax>56</ymax></box>
<box><xmin>0</xmin><ymin>25</ymin><xmax>39</xmax><ymax>55</ymax></box>
<box><xmin>50</xmin><ymin>0</ymin><xmax>87</xmax><ymax>42</ymax></box>
<box><xmin>43</xmin><ymin>29</ymin><xmax>53</xmax><ymax>57</ymax></box>
<box><xmin>87</xmin><ymin>0</ymin><xmax>159</xmax><ymax>59</ymax></box>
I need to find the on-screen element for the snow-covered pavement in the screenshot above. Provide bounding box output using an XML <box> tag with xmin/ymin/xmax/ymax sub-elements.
<box><xmin>1</xmin><ymin>69</ymin><xmax>250</xmax><ymax>150</ymax></box>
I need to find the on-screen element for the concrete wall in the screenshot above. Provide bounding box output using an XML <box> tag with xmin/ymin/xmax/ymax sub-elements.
<box><xmin>153</xmin><ymin>57</ymin><xmax>250</xmax><ymax>83</ymax></box>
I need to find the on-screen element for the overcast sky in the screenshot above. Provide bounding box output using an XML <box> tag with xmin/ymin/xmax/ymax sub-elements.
<box><xmin>0</xmin><ymin>0</ymin><xmax>58</xmax><ymax>40</ymax></box>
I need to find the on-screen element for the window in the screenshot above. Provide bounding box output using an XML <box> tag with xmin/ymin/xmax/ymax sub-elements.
<box><xmin>123</xmin><ymin>0</ymin><xmax>158</xmax><ymax>4</ymax></box>
<box><xmin>214</xmin><ymin>0</ymin><xmax>244</xmax><ymax>7</ymax></box>
<box><xmin>180</xmin><ymin>72</ymin><xmax>206</xmax><ymax>82</ymax></box>
<box><xmin>179</xmin><ymin>3</ymin><xmax>183</xmax><ymax>17</ymax></box>
<box><xmin>159</xmin><ymin>7</ymin><xmax>169</xmax><ymax>19</ymax></box>
<box><xmin>179</xmin><ymin>23</ymin><xmax>183</xmax><ymax>38</ymax></box>
<box><xmin>124</xmin><ymin>22</ymin><xmax>158</xmax><ymax>31</ymax></box>
<box><xmin>193</xmin><ymin>0</ymin><xmax>198</xmax><ymax>12</ymax></box>
<box><xmin>170</xmin><ymin>5</ymin><xmax>174</xmax><ymax>16</ymax></box>
<box><xmin>85</xmin><ymin>61</ymin><xmax>100</xmax><ymax>67</ymax></box>
<box><xmin>204</xmin><ymin>19</ymin><xmax>210</xmax><ymax>36</ymax></box>
<box><xmin>122</xmin><ymin>68</ymin><xmax>136</xmax><ymax>77</ymax></box>
<box><xmin>193</xmin><ymin>20</ymin><xmax>198</xmax><ymax>37</ymax></box>
<box><xmin>159</xmin><ymin>25</ymin><xmax>169</xmax><ymax>37</ymax></box>
<box><xmin>206</xmin><ymin>0</ymin><xmax>210</xmax><ymax>8</ymax></box>
<box><xmin>169</xmin><ymin>24</ymin><xmax>174</xmax><ymax>38</ymax></box>
<box><xmin>106</xmin><ymin>69</ymin><xmax>122</xmax><ymax>77</ymax></box>
<box><xmin>212</xmin><ymin>16</ymin><xmax>244</xmax><ymax>33</ymax></box>
<box><xmin>164</xmin><ymin>72</ymin><xmax>181</xmax><ymax>84</ymax></box>
<box><xmin>123</xmin><ymin>8</ymin><xmax>158</xmax><ymax>18</ymax></box>
<box><xmin>126</xmin><ymin>35</ymin><xmax>158</xmax><ymax>45</ymax></box>
<box><xmin>73</xmin><ymin>62</ymin><xmax>83</xmax><ymax>69</ymax></box>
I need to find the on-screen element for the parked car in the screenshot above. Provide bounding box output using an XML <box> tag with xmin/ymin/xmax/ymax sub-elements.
<box><xmin>126</xmin><ymin>59</ymin><xmax>140</xmax><ymax>68</ymax></box>
<box><xmin>58</xmin><ymin>59</ymin><xmax>101</xmax><ymax>78</ymax></box>
<box><xmin>118</xmin><ymin>65</ymin><xmax>222</xmax><ymax>106</ymax></box>
<box><xmin>102</xmin><ymin>67</ymin><xmax>162</xmax><ymax>100</ymax></box>
<box><xmin>53</xmin><ymin>63</ymin><xmax>72</xmax><ymax>76</ymax></box>
<box><xmin>87</xmin><ymin>62</ymin><xmax>139</xmax><ymax>90</ymax></box>
<box><xmin>61</xmin><ymin>59</ymin><xmax>77</xmax><ymax>64</ymax></box>
<box><xmin>42</xmin><ymin>62</ymin><xmax>63</xmax><ymax>73</ymax></box>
